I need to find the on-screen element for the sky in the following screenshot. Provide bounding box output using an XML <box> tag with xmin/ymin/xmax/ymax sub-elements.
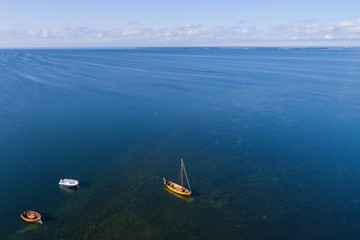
<box><xmin>0</xmin><ymin>0</ymin><xmax>360</xmax><ymax>48</ymax></box>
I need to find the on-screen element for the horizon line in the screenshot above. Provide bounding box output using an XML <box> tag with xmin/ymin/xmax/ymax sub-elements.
<box><xmin>1</xmin><ymin>45</ymin><xmax>360</xmax><ymax>50</ymax></box>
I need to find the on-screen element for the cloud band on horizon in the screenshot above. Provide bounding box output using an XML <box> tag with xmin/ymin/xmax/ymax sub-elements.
<box><xmin>1</xmin><ymin>18</ymin><xmax>360</xmax><ymax>47</ymax></box>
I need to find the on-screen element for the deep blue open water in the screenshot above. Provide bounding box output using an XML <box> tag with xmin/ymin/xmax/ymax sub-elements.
<box><xmin>1</xmin><ymin>48</ymin><xmax>360</xmax><ymax>239</ymax></box>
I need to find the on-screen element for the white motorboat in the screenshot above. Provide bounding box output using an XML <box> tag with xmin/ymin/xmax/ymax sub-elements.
<box><xmin>59</xmin><ymin>178</ymin><xmax>79</xmax><ymax>188</ymax></box>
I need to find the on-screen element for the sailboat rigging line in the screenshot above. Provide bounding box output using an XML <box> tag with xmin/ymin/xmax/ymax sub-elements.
<box><xmin>182</xmin><ymin>160</ymin><xmax>191</xmax><ymax>192</ymax></box>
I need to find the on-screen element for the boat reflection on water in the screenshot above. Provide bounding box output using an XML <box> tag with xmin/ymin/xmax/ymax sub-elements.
<box><xmin>59</xmin><ymin>185</ymin><xmax>79</xmax><ymax>193</ymax></box>
<box><xmin>17</xmin><ymin>222</ymin><xmax>42</xmax><ymax>234</ymax></box>
<box><xmin>164</xmin><ymin>186</ymin><xmax>193</xmax><ymax>202</ymax></box>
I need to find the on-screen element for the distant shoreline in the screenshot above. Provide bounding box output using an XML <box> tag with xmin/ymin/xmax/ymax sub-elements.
<box><xmin>1</xmin><ymin>46</ymin><xmax>360</xmax><ymax>50</ymax></box>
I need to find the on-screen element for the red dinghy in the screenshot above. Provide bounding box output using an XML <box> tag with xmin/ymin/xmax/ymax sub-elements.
<box><xmin>20</xmin><ymin>210</ymin><xmax>42</xmax><ymax>224</ymax></box>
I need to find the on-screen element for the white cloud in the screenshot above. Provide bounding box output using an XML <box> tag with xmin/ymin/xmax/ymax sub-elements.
<box><xmin>41</xmin><ymin>30</ymin><xmax>49</xmax><ymax>38</ymax></box>
<box><xmin>304</xmin><ymin>24</ymin><xmax>322</xmax><ymax>34</ymax></box>
<box><xmin>323</xmin><ymin>34</ymin><xmax>334</xmax><ymax>40</ymax></box>
<box><xmin>269</xmin><ymin>17</ymin><xmax>360</xmax><ymax>44</ymax></box>
<box><xmin>289</xmin><ymin>36</ymin><xmax>299</xmax><ymax>41</ymax></box>
<box><xmin>338</xmin><ymin>18</ymin><xmax>360</xmax><ymax>33</ymax></box>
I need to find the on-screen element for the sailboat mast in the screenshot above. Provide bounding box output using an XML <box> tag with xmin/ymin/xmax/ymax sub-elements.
<box><xmin>180</xmin><ymin>159</ymin><xmax>184</xmax><ymax>187</ymax></box>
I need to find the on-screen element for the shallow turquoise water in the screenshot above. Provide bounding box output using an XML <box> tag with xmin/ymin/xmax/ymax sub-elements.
<box><xmin>1</xmin><ymin>48</ymin><xmax>360</xmax><ymax>239</ymax></box>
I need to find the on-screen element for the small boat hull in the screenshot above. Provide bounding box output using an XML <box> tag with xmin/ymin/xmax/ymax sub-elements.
<box><xmin>59</xmin><ymin>179</ymin><xmax>79</xmax><ymax>188</ymax></box>
<box><xmin>21</xmin><ymin>211</ymin><xmax>42</xmax><ymax>224</ymax></box>
<box><xmin>163</xmin><ymin>178</ymin><xmax>191</xmax><ymax>196</ymax></box>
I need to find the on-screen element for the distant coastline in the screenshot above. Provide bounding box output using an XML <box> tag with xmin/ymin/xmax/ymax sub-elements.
<box><xmin>1</xmin><ymin>46</ymin><xmax>360</xmax><ymax>50</ymax></box>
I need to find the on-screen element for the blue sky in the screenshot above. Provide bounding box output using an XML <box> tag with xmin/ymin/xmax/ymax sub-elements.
<box><xmin>1</xmin><ymin>0</ymin><xmax>360</xmax><ymax>47</ymax></box>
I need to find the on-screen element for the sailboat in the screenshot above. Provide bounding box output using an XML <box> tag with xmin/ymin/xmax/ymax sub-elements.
<box><xmin>163</xmin><ymin>159</ymin><xmax>192</xmax><ymax>196</ymax></box>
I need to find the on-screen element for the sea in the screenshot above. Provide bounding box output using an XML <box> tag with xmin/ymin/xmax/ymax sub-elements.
<box><xmin>0</xmin><ymin>48</ymin><xmax>360</xmax><ymax>240</ymax></box>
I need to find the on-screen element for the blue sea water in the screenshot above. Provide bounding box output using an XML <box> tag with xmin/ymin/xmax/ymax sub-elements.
<box><xmin>0</xmin><ymin>48</ymin><xmax>360</xmax><ymax>239</ymax></box>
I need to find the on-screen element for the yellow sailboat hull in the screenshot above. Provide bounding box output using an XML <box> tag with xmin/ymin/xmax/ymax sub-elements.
<box><xmin>163</xmin><ymin>178</ymin><xmax>191</xmax><ymax>196</ymax></box>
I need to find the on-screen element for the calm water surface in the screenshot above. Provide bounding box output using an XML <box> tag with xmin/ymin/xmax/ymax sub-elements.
<box><xmin>0</xmin><ymin>48</ymin><xmax>360</xmax><ymax>239</ymax></box>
